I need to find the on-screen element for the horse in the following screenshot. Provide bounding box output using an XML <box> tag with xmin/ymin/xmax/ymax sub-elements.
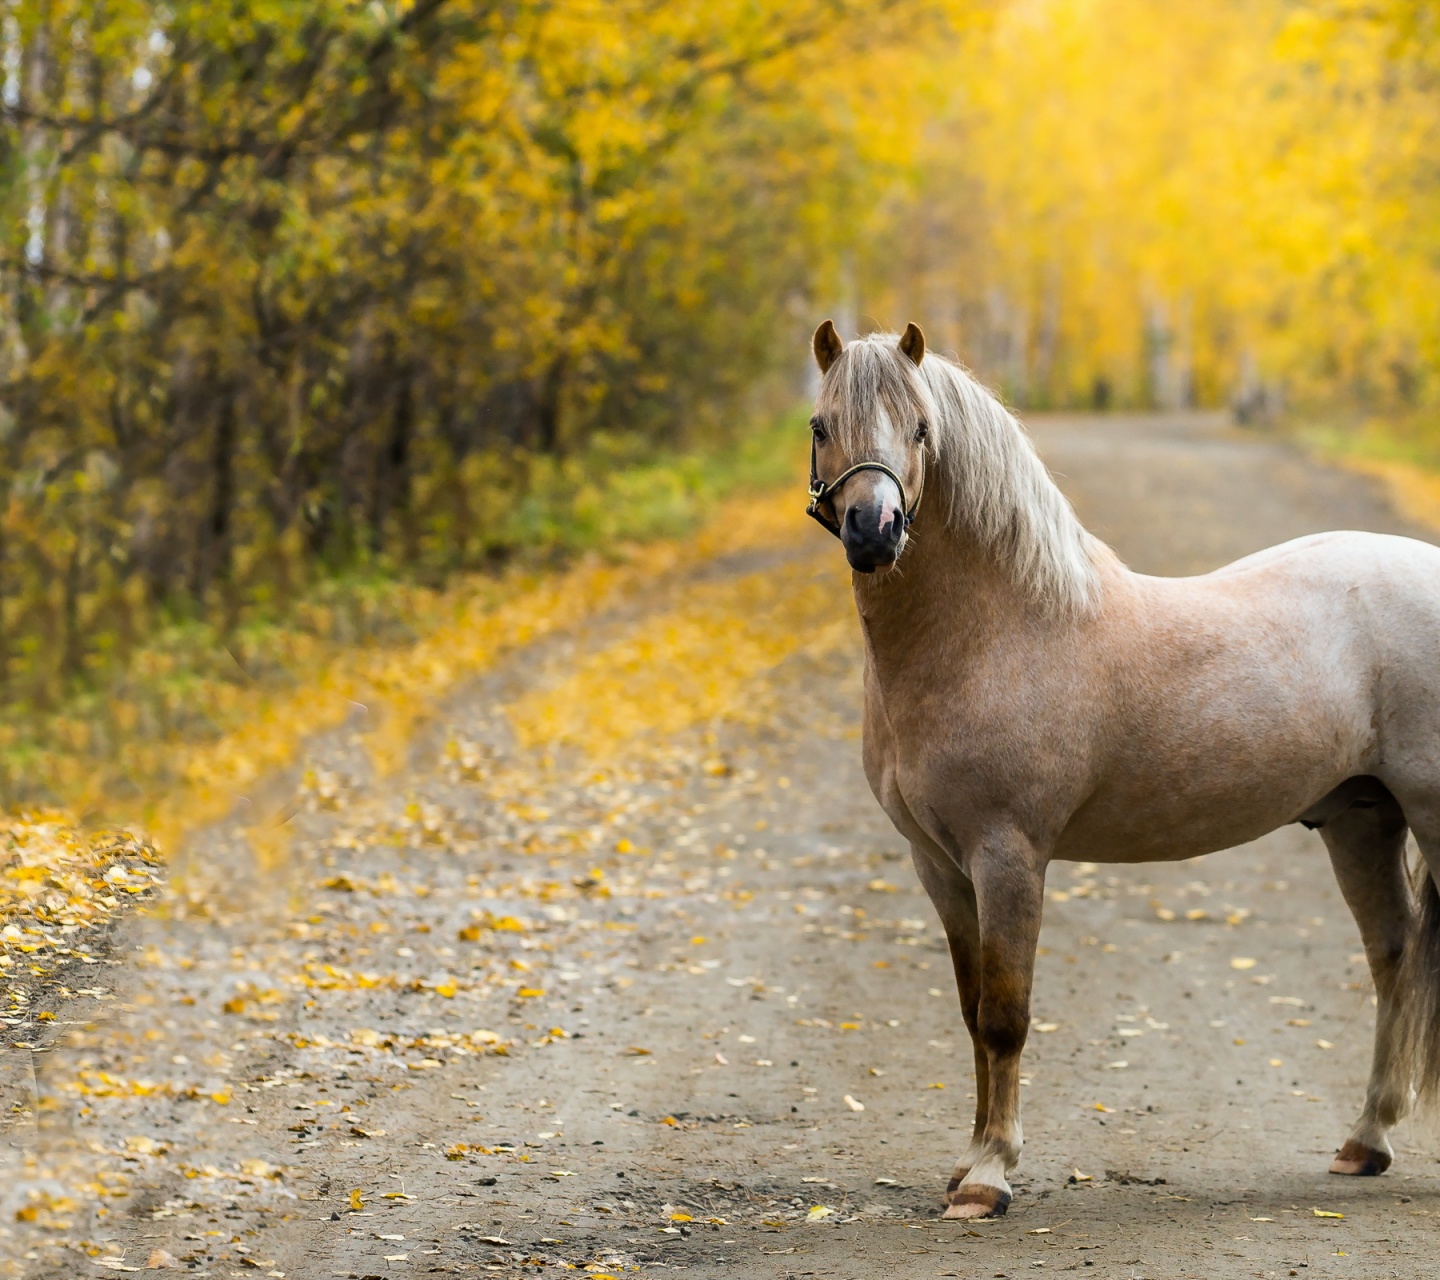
<box><xmin>806</xmin><ymin>318</ymin><xmax>1440</xmax><ymax>1219</ymax></box>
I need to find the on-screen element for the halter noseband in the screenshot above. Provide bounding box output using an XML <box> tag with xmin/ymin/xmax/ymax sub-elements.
<box><xmin>805</xmin><ymin>433</ymin><xmax>924</xmax><ymax>539</ymax></box>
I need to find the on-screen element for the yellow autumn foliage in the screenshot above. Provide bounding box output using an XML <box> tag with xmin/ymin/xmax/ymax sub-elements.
<box><xmin>863</xmin><ymin>0</ymin><xmax>1440</xmax><ymax>449</ymax></box>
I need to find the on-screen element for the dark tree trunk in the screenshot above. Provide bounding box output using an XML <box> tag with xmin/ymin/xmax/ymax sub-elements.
<box><xmin>533</xmin><ymin>356</ymin><xmax>567</xmax><ymax>455</ymax></box>
<box><xmin>195</xmin><ymin>384</ymin><xmax>237</xmax><ymax>611</ymax></box>
<box><xmin>370</xmin><ymin>364</ymin><xmax>414</xmax><ymax>555</ymax></box>
<box><xmin>60</xmin><ymin>541</ymin><xmax>83</xmax><ymax>689</ymax></box>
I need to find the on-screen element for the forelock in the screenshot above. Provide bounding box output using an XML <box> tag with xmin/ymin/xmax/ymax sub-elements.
<box><xmin>814</xmin><ymin>334</ymin><xmax>933</xmax><ymax>455</ymax></box>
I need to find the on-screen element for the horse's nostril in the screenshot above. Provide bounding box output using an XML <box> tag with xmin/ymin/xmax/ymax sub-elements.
<box><xmin>841</xmin><ymin>504</ymin><xmax>902</xmax><ymax>551</ymax></box>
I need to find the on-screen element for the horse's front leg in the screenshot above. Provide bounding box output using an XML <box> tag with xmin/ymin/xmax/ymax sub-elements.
<box><xmin>944</xmin><ymin>831</ymin><xmax>1046</xmax><ymax>1220</ymax></box>
<box><xmin>911</xmin><ymin>851</ymin><xmax>988</xmax><ymax>1194</ymax></box>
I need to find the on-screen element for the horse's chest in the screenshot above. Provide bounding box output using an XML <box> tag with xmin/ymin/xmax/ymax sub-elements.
<box><xmin>861</xmin><ymin>698</ymin><xmax>940</xmax><ymax>841</ymax></box>
<box><xmin>860</xmin><ymin>660</ymin><xmax>1048</xmax><ymax>848</ymax></box>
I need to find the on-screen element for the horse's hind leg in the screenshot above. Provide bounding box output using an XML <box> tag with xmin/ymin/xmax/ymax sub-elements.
<box><xmin>1320</xmin><ymin>793</ymin><xmax>1412</xmax><ymax>1176</ymax></box>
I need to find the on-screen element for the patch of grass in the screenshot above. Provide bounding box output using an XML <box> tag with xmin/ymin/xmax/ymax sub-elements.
<box><xmin>505</xmin><ymin>411</ymin><xmax>805</xmax><ymax>552</ymax></box>
<box><xmin>1295</xmin><ymin>414</ymin><xmax>1440</xmax><ymax>472</ymax></box>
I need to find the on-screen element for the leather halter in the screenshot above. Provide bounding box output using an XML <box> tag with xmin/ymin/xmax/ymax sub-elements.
<box><xmin>805</xmin><ymin>432</ymin><xmax>924</xmax><ymax>539</ymax></box>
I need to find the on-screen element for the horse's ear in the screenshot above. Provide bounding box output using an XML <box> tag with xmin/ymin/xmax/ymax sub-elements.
<box><xmin>813</xmin><ymin>319</ymin><xmax>843</xmax><ymax>374</ymax></box>
<box><xmin>899</xmin><ymin>322</ymin><xmax>926</xmax><ymax>366</ymax></box>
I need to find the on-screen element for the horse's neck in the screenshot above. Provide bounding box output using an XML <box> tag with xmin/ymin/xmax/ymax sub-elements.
<box><xmin>853</xmin><ymin>512</ymin><xmax>1019</xmax><ymax>675</ymax></box>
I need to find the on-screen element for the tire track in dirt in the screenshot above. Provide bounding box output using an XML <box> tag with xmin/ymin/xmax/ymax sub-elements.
<box><xmin>11</xmin><ymin>412</ymin><xmax>1440</xmax><ymax>1279</ymax></box>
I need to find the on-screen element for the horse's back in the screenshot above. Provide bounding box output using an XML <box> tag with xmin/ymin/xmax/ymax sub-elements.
<box><xmin>1167</xmin><ymin>529</ymin><xmax>1440</xmax><ymax>655</ymax></box>
<box><xmin>1222</xmin><ymin>530</ymin><xmax>1440</xmax><ymax>659</ymax></box>
<box><xmin>1207</xmin><ymin>528</ymin><xmax>1440</xmax><ymax>593</ymax></box>
<box><xmin>1158</xmin><ymin>528</ymin><xmax>1440</xmax><ymax>821</ymax></box>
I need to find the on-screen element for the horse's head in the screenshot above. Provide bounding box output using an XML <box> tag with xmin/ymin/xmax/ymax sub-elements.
<box><xmin>808</xmin><ymin>320</ymin><xmax>931</xmax><ymax>574</ymax></box>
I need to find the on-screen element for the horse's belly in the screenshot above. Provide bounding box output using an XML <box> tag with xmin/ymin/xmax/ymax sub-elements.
<box><xmin>1052</xmin><ymin>786</ymin><xmax>1315</xmax><ymax>864</ymax></box>
<box><xmin>1054</xmin><ymin>703</ymin><xmax>1372</xmax><ymax>863</ymax></box>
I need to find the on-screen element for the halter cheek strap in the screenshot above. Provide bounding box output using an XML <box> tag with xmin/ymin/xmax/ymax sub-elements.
<box><xmin>805</xmin><ymin>435</ymin><xmax>924</xmax><ymax>539</ymax></box>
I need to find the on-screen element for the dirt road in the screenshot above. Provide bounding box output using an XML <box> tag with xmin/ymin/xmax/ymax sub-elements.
<box><xmin>10</xmin><ymin>412</ymin><xmax>1440</xmax><ymax>1279</ymax></box>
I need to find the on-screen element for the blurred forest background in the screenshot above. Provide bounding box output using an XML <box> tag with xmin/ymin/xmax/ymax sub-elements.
<box><xmin>1</xmin><ymin>0</ymin><xmax>1439</xmax><ymax>805</ymax></box>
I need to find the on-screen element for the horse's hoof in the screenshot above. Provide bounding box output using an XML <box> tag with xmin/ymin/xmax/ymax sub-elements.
<box><xmin>943</xmin><ymin>1186</ymin><xmax>1011</xmax><ymax>1219</ymax></box>
<box><xmin>1329</xmin><ymin>1140</ymin><xmax>1391</xmax><ymax>1176</ymax></box>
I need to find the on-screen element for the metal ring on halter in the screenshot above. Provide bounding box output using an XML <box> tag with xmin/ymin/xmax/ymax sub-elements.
<box><xmin>805</xmin><ymin>435</ymin><xmax>924</xmax><ymax>539</ymax></box>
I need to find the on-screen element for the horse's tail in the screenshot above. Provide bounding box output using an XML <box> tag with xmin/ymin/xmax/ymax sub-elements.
<box><xmin>1399</xmin><ymin>858</ymin><xmax>1440</xmax><ymax>1108</ymax></box>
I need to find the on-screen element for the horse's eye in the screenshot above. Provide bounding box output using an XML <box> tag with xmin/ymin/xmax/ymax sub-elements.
<box><xmin>915</xmin><ymin>421</ymin><xmax>929</xmax><ymax>443</ymax></box>
<box><xmin>810</xmin><ymin>418</ymin><xmax>828</xmax><ymax>443</ymax></box>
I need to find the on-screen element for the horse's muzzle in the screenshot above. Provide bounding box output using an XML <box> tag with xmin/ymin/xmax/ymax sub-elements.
<box><xmin>841</xmin><ymin>501</ymin><xmax>905</xmax><ymax>573</ymax></box>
